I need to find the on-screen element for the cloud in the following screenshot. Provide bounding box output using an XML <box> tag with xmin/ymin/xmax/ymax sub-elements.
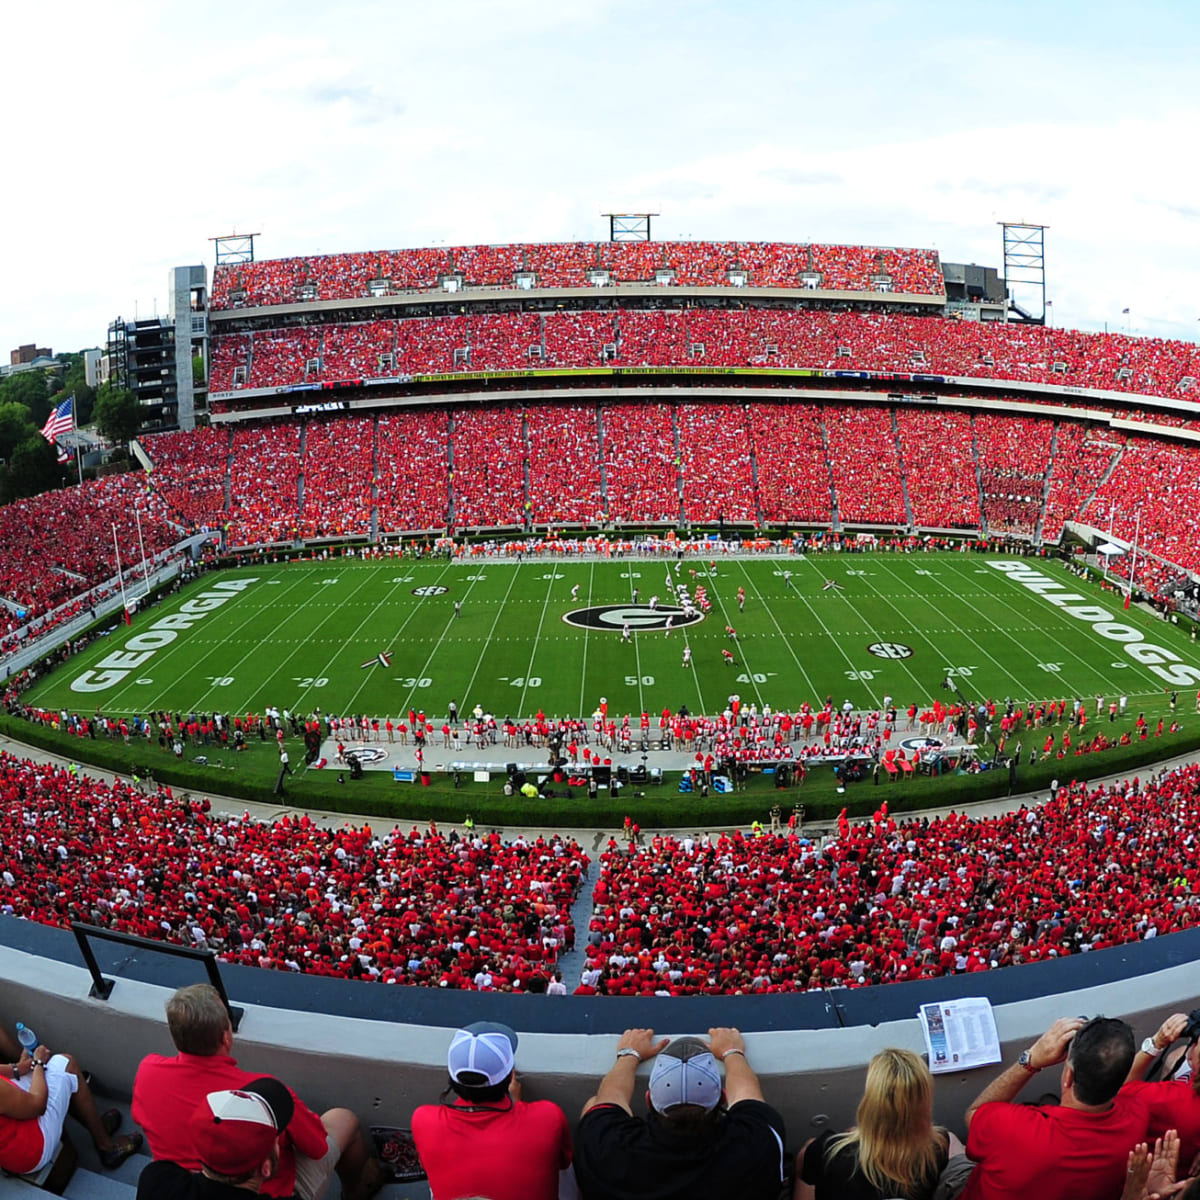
<box><xmin>302</xmin><ymin>81</ymin><xmax>406</xmax><ymax>125</ymax></box>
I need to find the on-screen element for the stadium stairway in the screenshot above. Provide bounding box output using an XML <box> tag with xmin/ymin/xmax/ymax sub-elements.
<box><xmin>817</xmin><ymin>415</ymin><xmax>840</xmax><ymax>529</ymax></box>
<box><xmin>597</xmin><ymin>406</ymin><xmax>609</xmax><ymax>511</ymax></box>
<box><xmin>1079</xmin><ymin>434</ymin><xmax>1127</xmax><ymax>516</ymax></box>
<box><xmin>221</xmin><ymin>428</ymin><xmax>233</xmax><ymax>511</ymax></box>
<box><xmin>969</xmin><ymin>414</ymin><xmax>989</xmax><ymax>537</ymax></box>
<box><xmin>553</xmin><ymin>862</ymin><xmax>601</xmax><ymax>986</ymax></box>
<box><xmin>889</xmin><ymin>408</ymin><xmax>916</xmax><ymax>528</ymax></box>
<box><xmin>1035</xmin><ymin>422</ymin><xmax>1061</xmax><ymax>543</ymax></box>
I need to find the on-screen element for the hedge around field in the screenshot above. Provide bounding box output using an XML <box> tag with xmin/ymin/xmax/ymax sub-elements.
<box><xmin>4</xmin><ymin>712</ymin><xmax>1197</xmax><ymax>829</ymax></box>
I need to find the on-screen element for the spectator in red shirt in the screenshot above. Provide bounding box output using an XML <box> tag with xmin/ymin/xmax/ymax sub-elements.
<box><xmin>942</xmin><ymin>1016</ymin><xmax>1148</xmax><ymax>1200</ymax></box>
<box><xmin>132</xmin><ymin>984</ymin><xmax>381</xmax><ymax>1200</ymax></box>
<box><xmin>411</xmin><ymin>1021</ymin><xmax>572</xmax><ymax>1200</ymax></box>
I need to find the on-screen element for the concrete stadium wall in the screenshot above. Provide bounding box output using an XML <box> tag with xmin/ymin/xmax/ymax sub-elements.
<box><xmin>3</xmin><ymin>919</ymin><xmax>1200</xmax><ymax>1144</ymax></box>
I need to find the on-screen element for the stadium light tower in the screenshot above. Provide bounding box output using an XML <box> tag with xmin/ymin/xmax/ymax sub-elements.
<box><xmin>209</xmin><ymin>232</ymin><xmax>260</xmax><ymax>267</ymax></box>
<box><xmin>602</xmin><ymin>213</ymin><xmax>659</xmax><ymax>242</ymax></box>
<box><xmin>998</xmin><ymin>222</ymin><xmax>1048</xmax><ymax>324</ymax></box>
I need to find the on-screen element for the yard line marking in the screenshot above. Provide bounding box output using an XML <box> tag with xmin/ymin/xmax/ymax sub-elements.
<box><xmin>345</xmin><ymin>565</ymin><xmax>485</xmax><ymax>717</ymax></box>
<box><xmin>793</xmin><ymin>558</ymin><xmax>884</xmax><ymax>708</ymax></box>
<box><xmin>460</xmin><ymin>563</ymin><xmax>524</xmax><ymax>713</ymax></box>
<box><xmin>99</xmin><ymin>568</ymin><xmax>308</xmax><ymax>713</ymax></box>
<box><xmin>734</xmin><ymin>560</ymin><xmax>817</xmax><ymax>700</ymax></box>
<box><xmin>254</xmin><ymin>560</ymin><xmax>452</xmax><ymax>713</ymax></box>
<box><xmin>627</xmin><ymin>570</ymin><xmax>647</xmax><ymax>715</ymax></box>
<box><xmin>705</xmin><ymin>566</ymin><xmax>765</xmax><ymax>708</ymax></box>
<box><xmin>936</xmin><ymin>556</ymin><xmax>1126</xmax><ymax>696</ymax></box>
<box><xmin>858</xmin><ymin>558</ymin><xmax>1029</xmax><ymax>699</ymax></box>
<box><xmin>391</xmin><ymin>564</ymin><xmax>489</xmax><ymax>720</ymax></box>
<box><xmin>578</xmin><ymin>560</ymin><xmax>594</xmax><ymax>718</ymax></box>
<box><xmin>519</xmin><ymin>564</ymin><xmax>561</xmax><ymax>717</ymax></box>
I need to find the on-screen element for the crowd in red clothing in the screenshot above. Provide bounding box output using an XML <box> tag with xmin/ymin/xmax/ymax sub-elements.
<box><xmin>973</xmin><ymin>412</ymin><xmax>1052</xmax><ymax>536</ymax></box>
<box><xmin>526</xmin><ymin>405</ymin><xmax>603</xmax><ymax>526</ymax></box>
<box><xmin>824</xmin><ymin>406</ymin><xmax>906</xmax><ymax>524</ymax></box>
<box><xmin>3</xmin><ymin>396</ymin><xmax>1198</xmax><ymax>647</ymax></box>
<box><xmin>897</xmin><ymin>408</ymin><xmax>980</xmax><ymax>529</ymax></box>
<box><xmin>0</xmin><ymin>473</ymin><xmax>176</xmax><ymax>621</ymax></box>
<box><xmin>0</xmin><ymin>750</ymin><xmax>587</xmax><ymax>990</ymax></box>
<box><xmin>226</xmin><ymin>422</ymin><xmax>304</xmax><ymax>544</ymax></box>
<box><xmin>296</xmin><ymin>416</ymin><xmax>374</xmax><ymax>540</ymax></box>
<box><xmin>209</xmin><ymin>241</ymin><xmax>945</xmax><ymax>309</ymax></box>
<box><xmin>209</xmin><ymin>308</ymin><xmax>1200</xmax><ymax>407</ymax></box>
<box><xmin>1088</xmin><ymin>437</ymin><xmax>1200</xmax><ymax>576</ymax></box>
<box><xmin>376</xmin><ymin>409</ymin><xmax>450</xmax><ymax>531</ymax></box>
<box><xmin>451</xmin><ymin>406</ymin><xmax>526</xmax><ymax>528</ymax></box>
<box><xmin>146</xmin><ymin>426</ymin><xmax>228</xmax><ymax>531</ymax></box>
<box><xmin>581</xmin><ymin>760</ymin><xmax>1200</xmax><ymax>996</ymax></box>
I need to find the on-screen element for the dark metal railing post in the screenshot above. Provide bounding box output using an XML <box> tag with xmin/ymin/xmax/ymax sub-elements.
<box><xmin>69</xmin><ymin>922</ymin><xmax>243</xmax><ymax>1030</ymax></box>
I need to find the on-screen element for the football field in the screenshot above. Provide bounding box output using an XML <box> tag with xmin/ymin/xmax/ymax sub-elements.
<box><xmin>28</xmin><ymin>552</ymin><xmax>1200</xmax><ymax>726</ymax></box>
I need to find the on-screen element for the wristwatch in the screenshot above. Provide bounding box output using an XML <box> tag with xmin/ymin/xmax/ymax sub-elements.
<box><xmin>1017</xmin><ymin>1049</ymin><xmax>1039</xmax><ymax>1073</ymax></box>
<box><xmin>1141</xmin><ymin>1036</ymin><xmax>1163</xmax><ymax>1056</ymax></box>
<box><xmin>616</xmin><ymin>1048</ymin><xmax>641</xmax><ymax>1062</ymax></box>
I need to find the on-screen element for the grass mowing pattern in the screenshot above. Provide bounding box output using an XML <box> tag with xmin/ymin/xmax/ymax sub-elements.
<box><xmin>27</xmin><ymin>552</ymin><xmax>1199</xmax><ymax>729</ymax></box>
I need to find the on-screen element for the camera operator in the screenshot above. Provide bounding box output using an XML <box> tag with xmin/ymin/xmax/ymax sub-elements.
<box><xmin>1122</xmin><ymin>1010</ymin><xmax>1200</xmax><ymax>1176</ymax></box>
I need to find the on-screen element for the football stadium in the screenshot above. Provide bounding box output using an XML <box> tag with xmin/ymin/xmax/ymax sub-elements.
<box><xmin>5</xmin><ymin>224</ymin><xmax>1200</xmax><ymax>1196</ymax></box>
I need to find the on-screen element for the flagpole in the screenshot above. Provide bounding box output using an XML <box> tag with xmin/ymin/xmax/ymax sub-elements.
<box><xmin>1127</xmin><ymin>509</ymin><xmax>1141</xmax><ymax>604</ymax></box>
<box><xmin>135</xmin><ymin>507</ymin><xmax>149</xmax><ymax>597</ymax></box>
<box><xmin>71</xmin><ymin>394</ymin><xmax>82</xmax><ymax>487</ymax></box>
<box><xmin>113</xmin><ymin>523</ymin><xmax>129</xmax><ymax>615</ymax></box>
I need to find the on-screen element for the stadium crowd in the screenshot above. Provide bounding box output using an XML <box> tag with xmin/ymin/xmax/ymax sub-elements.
<box><xmin>208</xmin><ymin>307</ymin><xmax>1200</xmax><ymax>406</ymax></box>
<box><xmin>209</xmin><ymin>240</ymin><xmax>946</xmax><ymax>308</ymax></box>
<box><xmin>0</xmin><ymin>750</ymin><xmax>587</xmax><ymax>990</ymax></box>
<box><xmin>3</xmin><ymin>402</ymin><xmax>1196</xmax><ymax>661</ymax></box>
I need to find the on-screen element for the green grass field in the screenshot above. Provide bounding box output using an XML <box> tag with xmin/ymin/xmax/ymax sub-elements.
<box><xmin>26</xmin><ymin>551</ymin><xmax>1200</xmax><ymax>727</ymax></box>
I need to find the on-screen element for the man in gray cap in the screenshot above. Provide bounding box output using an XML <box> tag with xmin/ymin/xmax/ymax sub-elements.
<box><xmin>573</xmin><ymin>1026</ymin><xmax>786</xmax><ymax>1200</ymax></box>
<box><xmin>410</xmin><ymin>1021</ymin><xmax>572</xmax><ymax>1200</ymax></box>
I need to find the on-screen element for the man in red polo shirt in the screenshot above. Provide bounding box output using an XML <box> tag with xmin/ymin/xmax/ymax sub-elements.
<box><xmin>940</xmin><ymin>1015</ymin><xmax>1150</xmax><ymax>1200</ymax></box>
<box><xmin>411</xmin><ymin>1021</ymin><xmax>571</xmax><ymax>1200</ymax></box>
<box><xmin>132</xmin><ymin>983</ymin><xmax>380</xmax><ymax>1200</ymax></box>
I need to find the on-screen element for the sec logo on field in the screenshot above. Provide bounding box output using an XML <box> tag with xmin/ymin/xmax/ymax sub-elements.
<box><xmin>411</xmin><ymin>586</ymin><xmax>448</xmax><ymax>596</ymax></box>
<box><xmin>563</xmin><ymin>605</ymin><xmax>705</xmax><ymax>632</ymax></box>
<box><xmin>867</xmin><ymin>642</ymin><xmax>914</xmax><ymax>659</ymax></box>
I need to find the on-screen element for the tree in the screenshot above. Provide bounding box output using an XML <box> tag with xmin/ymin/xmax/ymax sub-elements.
<box><xmin>93</xmin><ymin>383</ymin><xmax>139</xmax><ymax>444</ymax></box>
<box><xmin>0</xmin><ymin>370</ymin><xmax>53</xmax><ymax>426</ymax></box>
<box><xmin>0</xmin><ymin>401</ymin><xmax>37</xmax><ymax>463</ymax></box>
<box><xmin>52</xmin><ymin>351</ymin><xmax>98</xmax><ymax>425</ymax></box>
<box><xmin>2</xmin><ymin>434</ymin><xmax>61</xmax><ymax>501</ymax></box>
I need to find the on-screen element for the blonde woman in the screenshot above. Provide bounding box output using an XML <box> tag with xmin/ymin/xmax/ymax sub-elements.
<box><xmin>795</xmin><ymin>1048</ymin><xmax>961</xmax><ymax>1200</ymax></box>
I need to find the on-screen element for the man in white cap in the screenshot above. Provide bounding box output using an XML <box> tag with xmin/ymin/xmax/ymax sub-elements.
<box><xmin>573</xmin><ymin>1027</ymin><xmax>786</xmax><ymax>1200</ymax></box>
<box><xmin>135</xmin><ymin>1077</ymin><xmax>296</xmax><ymax>1199</ymax></box>
<box><xmin>411</xmin><ymin>1020</ymin><xmax>572</xmax><ymax>1200</ymax></box>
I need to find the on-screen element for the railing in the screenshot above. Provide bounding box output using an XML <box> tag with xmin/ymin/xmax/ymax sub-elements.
<box><xmin>70</xmin><ymin>922</ymin><xmax>243</xmax><ymax>1031</ymax></box>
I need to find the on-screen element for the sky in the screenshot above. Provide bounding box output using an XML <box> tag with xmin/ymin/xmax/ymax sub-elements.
<box><xmin>6</xmin><ymin>0</ymin><xmax>1200</xmax><ymax>353</ymax></box>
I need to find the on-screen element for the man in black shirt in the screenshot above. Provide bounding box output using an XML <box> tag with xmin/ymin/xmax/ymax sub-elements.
<box><xmin>136</xmin><ymin>1079</ymin><xmax>299</xmax><ymax>1200</ymax></box>
<box><xmin>573</xmin><ymin>1027</ymin><xmax>786</xmax><ymax>1200</ymax></box>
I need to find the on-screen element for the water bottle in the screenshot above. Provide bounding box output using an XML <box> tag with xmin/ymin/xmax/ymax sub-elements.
<box><xmin>15</xmin><ymin>1023</ymin><xmax>37</xmax><ymax>1058</ymax></box>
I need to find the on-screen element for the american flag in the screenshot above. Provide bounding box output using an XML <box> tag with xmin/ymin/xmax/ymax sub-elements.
<box><xmin>40</xmin><ymin>395</ymin><xmax>73</xmax><ymax>463</ymax></box>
